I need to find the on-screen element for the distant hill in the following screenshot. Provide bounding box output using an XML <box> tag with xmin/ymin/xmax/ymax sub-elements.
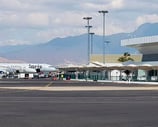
<box><xmin>0</xmin><ymin>23</ymin><xmax>158</xmax><ymax>65</ymax></box>
<box><xmin>0</xmin><ymin>57</ymin><xmax>24</xmax><ymax>63</ymax></box>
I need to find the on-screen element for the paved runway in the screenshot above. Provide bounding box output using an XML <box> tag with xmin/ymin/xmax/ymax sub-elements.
<box><xmin>0</xmin><ymin>79</ymin><xmax>158</xmax><ymax>127</ymax></box>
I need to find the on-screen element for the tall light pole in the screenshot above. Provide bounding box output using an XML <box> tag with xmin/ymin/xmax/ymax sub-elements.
<box><xmin>83</xmin><ymin>17</ymin><xmax>92</xmax><ymax>64</ymax></box>
<box><xmin>89</xmin><ymin>32</ymin><xmax>95</xmax><ymax>55</ymax></box>
<box><xmin>98</xmin><ymin>10</ymin><xmax>108</xmax><ymax>64</ymax></box>
<box><xmin>104</xmin><ymin>41</ymin><xmax>110</xmax><ymax>63</ymax></box>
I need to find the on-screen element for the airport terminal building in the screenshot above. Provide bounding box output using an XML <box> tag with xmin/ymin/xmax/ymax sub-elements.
<box><xmin>121</xmin><ymin>35</ymin><xmax>158</xmax><ymax>62</ymax></box>
<box><xmin>61</xmin><ymin>35</ymin><xmax>158</xmax><ymax>82</ymax></box>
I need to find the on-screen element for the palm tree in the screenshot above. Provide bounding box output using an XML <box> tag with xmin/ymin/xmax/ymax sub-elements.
<box><xmin>118</xmin><ymin>52</ymin><xmax>134</xmax><ymax>62</ymax></box>
<box><xmin>118</xmin><ymin>52</ymin><xmax>134</xmax><ymax>80</ymax></box>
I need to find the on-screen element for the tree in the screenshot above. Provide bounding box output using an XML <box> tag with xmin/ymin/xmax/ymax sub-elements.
<box><xmin>118</xmin><ymin>52</ymin><xmax>134</xmax><ymax>62</ymax></box>
<box><xmin>118</xmin><ymin>52</ymin><xmax>134</xmax><ymax>80</ymax></box>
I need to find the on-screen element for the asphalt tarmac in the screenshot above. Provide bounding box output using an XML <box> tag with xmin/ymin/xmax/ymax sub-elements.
<box><xmin>0</xmin><ymin>78</ymin><xmax>158</xmax><ymax>87</ymax></box>
<box><xmin>0</xmin><ymin>79</ymin><xmax>158</xmax><ymax>127</ymax></box>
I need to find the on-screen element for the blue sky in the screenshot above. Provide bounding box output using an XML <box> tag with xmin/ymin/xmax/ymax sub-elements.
<box><xmin>0</xmin><ymin>0</ymin><xmax>158</xmax><ymax>46</ymax></box>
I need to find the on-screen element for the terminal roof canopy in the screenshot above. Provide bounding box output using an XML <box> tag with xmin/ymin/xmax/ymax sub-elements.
<box><xmin>59</xmin><ymin>61</ymin><xmax>158</xmax><ymax>72</ymax></box>
<box><xmin>121</xmin><ymin>35</ymin><xmax>158</xmax><ymax>54</ymax></box>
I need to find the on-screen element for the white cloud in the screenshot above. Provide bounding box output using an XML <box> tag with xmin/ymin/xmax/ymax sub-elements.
<box><xmin>79</xmin><ymin>0</ymin><xmax>125</xmax><ymax>12</ymax></box>
<box><xmin>36</xmin><ymin>27</ymin><xmax>85</xmax><ymax>43</ymax></box>
<box><xmin>36</xmin><ymin>30</ymin><xmax>55</xmax><ymax>42</ymax></box>
<box><xmin>0</xmin><ymin>0</ymin><xmax>157</xmax><ymax>46</ymax></box>
<box><xmin>81</xmin><ymin>2</ymin><xmax>104</xmax><ymax>11</ymax></box>
<box><xmin>0</xmin><ymin>0</ymin><xmax>22</xmax><ymax>9</ymax></box>
<box><xmin>0</xmin><ymin>12</ymin><xmax>50</xmax><ymax>28</ymax></box>
<box><xmin>136</xmin><ymin>14</ymin><xmax>158</xmax><ymax>26</ymax></box>
<box><xmin>26</xmin><ymin>13</ymin><xmax>50</xmax><ymax>27</ymax></box>
<box><xmin>0</xmin><ymin>39</ymin><xmax>31</xmax><ymax>46</ymax></box>
<box><xmin>0</xmin><ymin>0</ymin><xmax>34</xmax><ymax>11</ymax></box>
<box><xmin>0</xmin><ymin>13</ymin><xmax>15</xmax><ymax>22</ymax></box>
<box><xmin>110</xmin><ymin>0</ymin><xmax>125</xmax><ymax>9</ymax></box>
<box><xmin>94</xmin><ymin>22</ymin><xmax>125</xmax><ymax>36</ymax></box>
<box><xmin>51</xmin><ymin>12</ymin><xmax>84</xmax><ymax>26</ymax></box>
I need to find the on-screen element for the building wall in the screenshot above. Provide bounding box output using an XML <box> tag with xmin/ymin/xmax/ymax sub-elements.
<box><xmin>90</xmin><ymin>54</ymin><xmax>142</xmax><ymax>63</ymax></box>
<box><xmin>142</xmin><ymin>54</ymin><xmax>158</xmax><ymax>61</ymax></box>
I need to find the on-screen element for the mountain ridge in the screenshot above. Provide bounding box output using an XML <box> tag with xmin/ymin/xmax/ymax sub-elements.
<box><xmin>0</xmin><ymin>23</ymin><xmax>158</xmax><ymax>65</ymax></box>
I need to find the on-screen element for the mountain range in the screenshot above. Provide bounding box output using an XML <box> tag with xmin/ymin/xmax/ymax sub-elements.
<box><xmin>0</xmin><ymin>23</ymin><xmax>158</xmax><ymax>65</ymax></box>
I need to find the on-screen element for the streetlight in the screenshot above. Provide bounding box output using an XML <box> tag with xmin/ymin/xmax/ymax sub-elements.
<box><xmin>98</xmin><ymin>10</ymin><xmax>108</xmax><ymax>64</ymax></box>
<box><xmin>103</xmin><ymin>40</ymin><xmax>110</xmax><ymax>64</ymax></box>
<box><xmin>89</xmin><ymin>32</ymin><xmax>95</xmax><ymax>55</ymax></box>
<box><xmin>83</xmin><ymin>17</ymin><xmax>92</xmax><ymax>64</ymax></box>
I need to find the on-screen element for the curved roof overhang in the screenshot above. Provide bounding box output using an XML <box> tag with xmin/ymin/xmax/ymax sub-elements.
<box><xmin>121</xmin><ymin>35</ymin><xmax>158</xmax><ymax>54</ymax></box>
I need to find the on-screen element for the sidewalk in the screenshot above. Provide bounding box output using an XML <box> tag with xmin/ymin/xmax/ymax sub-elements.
<box><xmin>71</xmin><ymin>79</ymin><xmax>158</xmax><ymax>85</ymax></box>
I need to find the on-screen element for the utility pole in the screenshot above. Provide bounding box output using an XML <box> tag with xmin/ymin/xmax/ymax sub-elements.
<box><xmin>98</xmin><ymin>10</ymin><xmax>108</xmax><ymax>64</ymax></box>
<box><xmin>89</xmin><ymin>32</ymin><xmax>95</xmax><ymax>55</ymax></box>
<box><xmin>83</xmin><ymin>17</ymin><xmax>92</xmax><ymax>64</ymax></box>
